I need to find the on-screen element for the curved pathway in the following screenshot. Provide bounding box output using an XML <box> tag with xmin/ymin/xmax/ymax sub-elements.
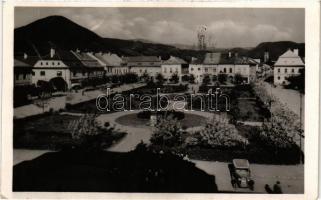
<box><xmin>96</xmin><ymin>110</ymin><xmax>214</xmax><ymax>152</ymax></box>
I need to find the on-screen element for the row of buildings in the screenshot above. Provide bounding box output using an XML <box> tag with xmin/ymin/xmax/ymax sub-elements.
<box><xmin>14</xmin><ymin>47</ymin><xmax>304</xmax><ymax>89</ymax></box>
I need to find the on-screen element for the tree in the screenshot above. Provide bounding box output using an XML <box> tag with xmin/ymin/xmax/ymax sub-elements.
<box><xmin>218</xmin><ymin>73</ymin><xmax>227</xmax><ymax>84</ymax></box>
<box><xmin>170</xmin><ymin>74</ymin><xmax>179</xmax><ymax>84</ymax></box>
<box><xmin>212</xmin><ymin>75</ymin><xmax>217</xmax><ymax>82</ymax></box>
<box><xmin>285</xmin><ymin>68</ymin><xmax>305</xmax><ymax>93</ymax></box>
<box><xmin>141</xmin><ymin>72</ymin><xmax>150</xmax><ymax>83</ymax></box>
<box><xmin>234</xmin><ymin>73</ymin><xmax>243</xmax><ymax>85</ymax></box>
<box><xmin>182</xmin><ymin>75</ymin><xmax>190</xmax><ymax>82</ymax></box>
<box><xmin>151</xmin><ymin>116</ymin><xmax>183</xmax><ymax>147</ymax></box>
<box><xmin>155</xmin><ymin>73</ymin><xmax>165</xmax><ymax>85</ymax></box>
<box><xmin>189</xmin><ymin>74</ymin><xmax>195</xmax><ymax>83</ymax></box>
<box><xmin>202</xmin><ymin>74</ymin><xmax>211</xmax><ymax>85</ymax></box>
<box><xmin>123</xmin><ymin>73</ymin><xmax>138</xmax><ymax>84</ymax></box>
<box><xmin>186</xmin><ymin>115</ymin><xmax>248</xmax><ymax>148</ymax></box>
<box><xmin>68</xmin><ymin>114</ymin><xmax>115</xmax><ymax>150</ymax></box>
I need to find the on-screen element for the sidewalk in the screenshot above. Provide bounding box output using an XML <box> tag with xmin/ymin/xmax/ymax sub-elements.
<box><xmin>14</xmin><ymin>83</ymin><xmax>145</xmax><ymax>119</ymax></box>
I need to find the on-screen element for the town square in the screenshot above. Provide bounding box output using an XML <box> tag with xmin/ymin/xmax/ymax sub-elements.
<box><xmin>12</xmin><ymin>7</ymin><xmax>305</xmax><ymax>194</ymax></box>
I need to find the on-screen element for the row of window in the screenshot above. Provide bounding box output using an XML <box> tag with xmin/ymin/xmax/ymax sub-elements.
<box><xmin>39</xmin><ymin>61</ymin><xmax>61</xmax><ymax>66</ymax></box>
<box><xmin>190</xmin><ymin>67</ymin><xmax>234</xmax><ymax>73</ymax></box>
<box><xmin>276</xmin><ymin>68</ymin><xmax>300</xmax><ymax>73</ymax></box>
<box><xmin>15</xmin><ymin>73</ymin><xmax>29</xmax><ymax>80</ymax></box>
<box><xmin>163</xmin><ymin>68</ymin><xmax>178</xmax><ymax>73</ymax></box>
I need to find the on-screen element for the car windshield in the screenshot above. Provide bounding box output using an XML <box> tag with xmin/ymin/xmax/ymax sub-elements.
<box><xmin>235</xmin><ymin>169</ymin><xmax>249</xmax><ymax>177</ymax></box>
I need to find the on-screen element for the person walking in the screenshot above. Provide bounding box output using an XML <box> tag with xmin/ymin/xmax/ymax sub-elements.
<box><xmin>273</xmin><ymin>181</ymin><xmax>283</xmax><ymax>194</ymax></box>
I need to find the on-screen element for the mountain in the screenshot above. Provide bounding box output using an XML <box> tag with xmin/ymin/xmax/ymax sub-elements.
<box><xmin>14</xmin><ymin>15</ymin><xmax>207</xmax><ymax>61</ymax></box>
<box><xmin>244</xmin><ymin>41</ymin><xmax>305</xmax><ymax>61</ymax></box>
<box><xmin>15</xmin><ymin>15</ymin><xmax>105</xmax><ymax>55</ymax></box>
<box><xmin>15</xmin><ymin>15</ymin><xmax>304</xmax><ymax>63</ymax></box>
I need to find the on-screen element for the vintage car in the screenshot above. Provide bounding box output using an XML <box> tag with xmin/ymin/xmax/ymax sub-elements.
<box><xmin>230</xmin><ymin>159</ymin><xmax>254</xmax><ymax>188</ymax></box>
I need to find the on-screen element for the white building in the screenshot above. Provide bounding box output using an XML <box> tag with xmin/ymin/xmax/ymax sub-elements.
<box><xmin>32</xmin><ymin>48</ymin><xmax>86</xmax><ymax>89</ymax></box>
<box><xmin>92</xmin><ymin>52</ymin><xmax>129</xmax><ymax>75</ymax></box>
<box><xmin>126</xmin><ymin>56</ymin><xmax>162</xmax><ymax>78</ymax></box>
<box><xmin>273</xmin><ymin>49</ymin><xmax>304</xmax><ymax>85</ymax></box>
<box><xmin>161</xmin><ymin>56</ymin><xmax>188</xmax><ymax>82</ymax></box>
<box><xmin>189</xmin><ymin>53</ymin><xmax>256</xmax><ymax>84</ymax></box>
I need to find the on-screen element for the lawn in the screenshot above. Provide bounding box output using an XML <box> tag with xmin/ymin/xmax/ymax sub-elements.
<box><xmin>13</xmin><ymin>149</ymin><xmax>218</xmax><ymax>192</ymax></box>
<box><xmin>14</xmin><ymin>113</ymin><xmax>126</xmax><ymax>150</ymax></box>
<box><xmin>115</xmin><ymin>112</ymin><xmax>207</xmax><ymax>128</ymax></box>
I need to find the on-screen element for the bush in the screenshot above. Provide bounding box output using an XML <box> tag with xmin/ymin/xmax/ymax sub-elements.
<box><xmin>218</xmin><ymin>73</ymin><xmax>227</xmax><ymax>84</ymax></box>
<box><xmin>185</xmin><ymin>115</ymin><xmax>248</xmax><ymax>149</ymax></box>
<box><xmin>151</xmin><ymin>117</ymin><xmax>184</xmax><ymax>147</ymax></box>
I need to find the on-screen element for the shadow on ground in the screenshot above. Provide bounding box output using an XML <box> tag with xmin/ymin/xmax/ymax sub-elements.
<box><xmin>13</xmin><ymin>149</ymin><xmax>218</xmax><ymax>193</ymax></box>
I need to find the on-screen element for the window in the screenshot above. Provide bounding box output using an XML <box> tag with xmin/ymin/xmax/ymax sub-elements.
<box><xmin>198</xmin><ymin>68</ymin><xmax>201</xmax><ymax>71</ymax></box>
<box><xmin>229</xmin><ymin>68</ymin><xmax>232</xmax><ymax>73</ymax></box>
<box><xmin>224</xmin><ymin>68</ymin><xmax>226</xmax><ymax>73</ymax></box>
<box><xmin>292</xmin><ymin>69</ymin><xmax>295</xmax><ymax>73</ymax></box>
<box><xmin>213</xmin><ymin>68</ymin><xmax>216</xmax><ymax>72</ymax></box>
<box><xmin>285</xmin><ymin>68</ymin><xmax>287</xmax><ymax>73</ymax></box>
<box><xmin>40</xmin><ymin>71</ymin><xmax>45</xmax><ymax>76</ymax></box>
<box><xmin>57</xmin><ymin>71</ymin><xmax>62</xmax><ymax>76</ymax></box>
<box><xmin>40</xmin><ymin>62</ymin><xmax>43</xmax><ymax>66</ymax></box>
<box><xmin>139</xmin><ymin>69</ymin><xmax>142</xmax><ymax>73</ymax></box>
<box><xmin>170</xmin><ymin>68</ymin><xmax>172</xmax><ymax>73</ymax></box>
<box><xmin>191</xmin><ymin>68</ymin><xmax>194</xmax><ymax>71</ymax></box>
<box><xmin>278</xmin><ymin>76</ymin><xmax>280</xmax><ymax>80</ymax></box>
<box><xmin>57</xmin><ymin>62</ymin><xmax>60</xmax><ymax>65</ymax></box>
<box><xmin>73</xmin><ymin>72</ymin><xmax>77</xmax><ymax>77</ymax></box>
<box><xmin>46</xmin><ymin>62</ymin><xmax>48</xmax><ymax>65</ymax></box>
<box><xmin>32</xmin><ymin>71</ymin><xmax>35</xmax><ymax>76</ymax></box>
<box><xmin>23</xmin><ymin>73</ymin><xmax>26</xmax><ymax>79</ymax></box>
<box><xmin>205</xmin><ymin>68</ymin><xmax>208</xmax><ymax>72</ymax></box>
<box><xmin>277</xmin><ymin>68</ymin><xmax>280</xmax><ymax>73</ymax></box>
<box><xmin>52</xmin><ymin>62</ymin><xmax>55</xmax><ymax>65</ymax></box>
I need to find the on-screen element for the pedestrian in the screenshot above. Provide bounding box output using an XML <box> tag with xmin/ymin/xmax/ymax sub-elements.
<box><xmin>231</xmin><ymin>179</ymin><xmax>237</xmax><ymax>189</ymax></box>
<box><xmin>273</xmin><ymin>181</ymin><xmax>283</xmax><ymax>194</ymax></box>
<box><xmin>264</xmin><ymin>184</ymin><xmax>273</xmax><ymax>193</ymax></box>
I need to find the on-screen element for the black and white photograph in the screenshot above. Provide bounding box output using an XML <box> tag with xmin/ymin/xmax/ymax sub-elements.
<box><xmin>11</xmin><ymin>5</ymin><xmax>307</xmax><ymax>195</ymax></box>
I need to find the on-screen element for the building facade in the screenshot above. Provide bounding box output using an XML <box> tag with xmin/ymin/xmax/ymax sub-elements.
<box><xmin>14</xmin><ymin>59</ymin><xmax>33</xmax><ymax>86</ymax></box>
<box><xmin>126</xmin><ymin>56</ymin><xmax>162</xmax><ymax>78</ymax></box>
<box><xmin>273</xmin><ymin>49</ymin><xmax>304</xmax><ymax>85</ymax></box>
<box><xmin>161</xmin><ymin>56</ymin><xmax>188</xmax><ymax>82</ymax></box>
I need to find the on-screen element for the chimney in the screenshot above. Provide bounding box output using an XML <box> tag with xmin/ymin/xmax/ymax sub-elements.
<box><xmin>23</xmin><ymin>53</ymin><xmax>28</xmax><ymax>59</ymax></box>
<box><xmin>228</xmin><ymin>52</ymin><xmax>232</xmax><ymax>58</ymax></box>
<box><xmin>293</xmin><ymin>49</ymin><xmax>299</xmax><ymax>56</ymax></box>
<box><xmin>50</xmin><ymin>48</ymin><xmax>55</xmax><ymax>58</ymax></box>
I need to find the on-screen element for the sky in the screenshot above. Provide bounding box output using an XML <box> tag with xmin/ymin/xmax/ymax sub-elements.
<box><xmin>15</xmin><ymin>7</ymin><xmax>304</xmax><ymax>48</ymax></box>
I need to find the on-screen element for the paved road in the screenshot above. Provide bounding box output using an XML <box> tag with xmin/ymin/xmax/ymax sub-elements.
<box><xmin>193</xmin><ymin>160</ymin><xmax>303</xmax><ymax>193</ymax></box>
<box><xmin>14</xmin><ymin>83</ymin><xmax>145</xmax><ymax>119</ymax></box>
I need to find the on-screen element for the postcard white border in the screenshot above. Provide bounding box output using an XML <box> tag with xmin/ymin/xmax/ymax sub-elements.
<box><xmin>1</xmin><ymin>1</ymin><xmax>319</xmax><ymax>200</ymax></box>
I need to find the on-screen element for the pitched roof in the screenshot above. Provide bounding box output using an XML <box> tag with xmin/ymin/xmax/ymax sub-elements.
<box><xmin>274</xmin><ymin>49</ymin><xmax>305</xmax><ymax>66</ymax></box>
<box><xmin>14</xmin><ymin>59</ymin><xmax>32</xmax><ymax>67</ymax></box>
<box><xmin>14</xmin><ymin>56</ymin><xmax>39</xmax><ymax>66</ymax></box>
<box><xmin>163</xmin><ymin>56</ymin><xmax>187</xmax><ymax>65</ymax></box>
<box><xmin>94</xmin><ymin>53</ymin><xmax>123</xmax><ymax>66</ymax></box>
<box><xmin>125</xmin><ymin>56</ymin><xmax>161</xmax><ymax>63</ymax></box>
<box><xmin>71</xmin><ymin>51</ymin><xmax>104</xmax><ymax>68</ymax></box>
